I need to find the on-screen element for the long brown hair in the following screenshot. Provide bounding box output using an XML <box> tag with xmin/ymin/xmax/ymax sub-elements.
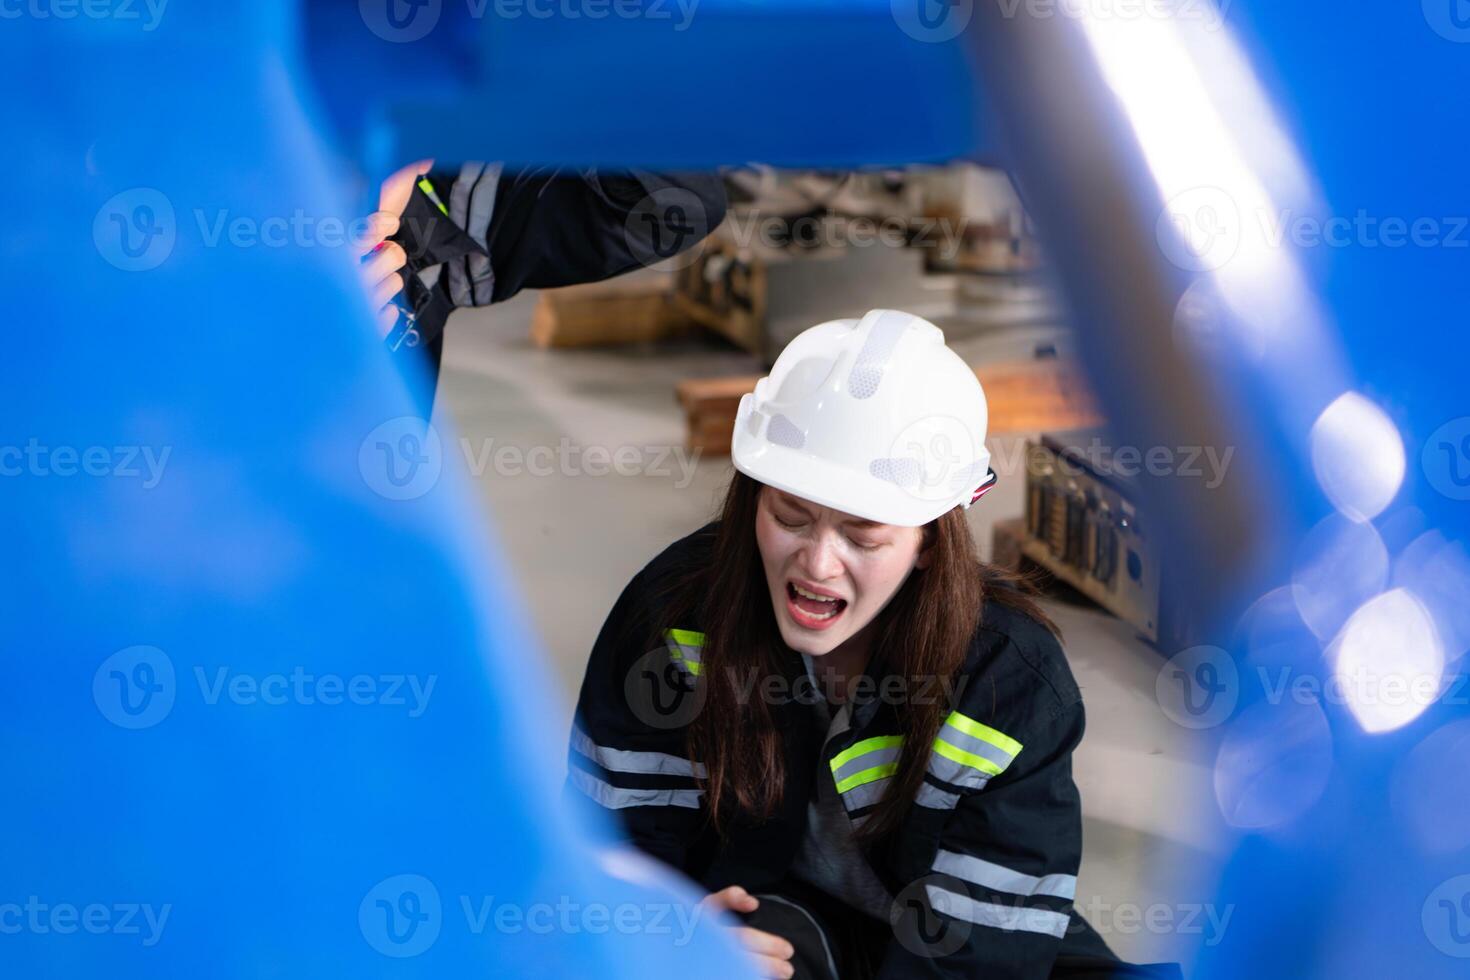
<box><xmin>653</xmin><ymin>470</ymin><xmax>1056</xmax><ymax>844</ymax></box>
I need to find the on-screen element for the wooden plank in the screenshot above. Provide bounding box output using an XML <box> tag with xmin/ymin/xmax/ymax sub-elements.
<box><xmin>530</xmin><ymin>273</ymin><xmax>693</xmax><ymax>349</ymax></box>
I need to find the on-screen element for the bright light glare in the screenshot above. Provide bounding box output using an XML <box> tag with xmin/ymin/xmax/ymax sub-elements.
<box><xmin>1309</xmin><ymin>391</ymin><xmax>1406</xmax><ymax>522</ymax></box>
<box><xmin>1332</xmin><ymin>588</ymin><xmax>1444</xmax><ymax>735</ymax></box>
<box><xmin>1075</xmin><ymin>2</ymin><xmax>1348</xmax><ymax>395</ymax></box>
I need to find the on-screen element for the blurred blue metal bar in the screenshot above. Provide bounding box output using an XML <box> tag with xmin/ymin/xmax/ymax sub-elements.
<box><xmin>965</xmin><ymin>1</ymin><xmax>1470</xmax><ymax>976</ymax></box>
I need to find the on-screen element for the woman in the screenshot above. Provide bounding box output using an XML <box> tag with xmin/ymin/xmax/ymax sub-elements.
<box><xmin>568</xmin><ymin>311</ymin><xmax>1153</xmax><ymax>980</ymax></box>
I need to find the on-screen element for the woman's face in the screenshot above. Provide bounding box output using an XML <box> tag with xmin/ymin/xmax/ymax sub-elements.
<box><xmin>754</xmin><ymin>485</ymin><xmax>930</xmax><ymax>657</ymax></box>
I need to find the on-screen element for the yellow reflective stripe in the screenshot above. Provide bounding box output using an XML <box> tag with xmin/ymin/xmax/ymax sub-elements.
<box><xmin>417</xmin><ymin>177</ymin><xmax>448</xmax><ymax>215</ymax></box>
<box><xmin>933</xmin><ymin>737</ymin><xmax>1004</xmax><ymax>777</ymax></box>
<box><xmin>663</xmin><ymin>629</ymin><xmax>703</xmax><ymax>676</ymax></box>
<box><xmin>945</xmin><ymin>711</ymin><xmax>1023</xmax><ymax>758</ymax></box>
<box><xmin>834</xmin><ymin>762</ymin><xmax>898</xmax><ymax>794</ymax></box>
<box><xmin>667</xmin><ymin>628</ymin><xmax>705</xmax><ymax>648</ymax></box>
<box><xmin>830</xmin><ymin>734</ymin><xmax>904</xmax><ymax>772</ymax></box>
<box><xmin>666</xmin><ymin>650</ymin><xmax>702</xmax><ymax>676</ymax></box>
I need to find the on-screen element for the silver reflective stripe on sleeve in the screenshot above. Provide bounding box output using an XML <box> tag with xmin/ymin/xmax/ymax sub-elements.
<box><xmin>933</xmin><ymin>850</ymin><xmax>1077</xmax><ymax>901</ymax></box>
<box><xmin>915</xmin><ymin>783</ymin><xmax>961</xmax><ymax>810</ymax></box>
<box><xmin>466</xmin><ymin>163</ymin><xmax>503</xmax><ymax>305</ymax></box>
<box><xmin>924</xmin><ymin>885</ymin><xmax>1069</xmax><ymax>938</ymax></box>
<box><xmin>832</xmin><ymin>745</ymin><xmax>903</xmax><ymax>785</ymax></box>
<box><xmin>925</xmin><ymin>752</ymin><xmax>994</xmax><ymax>793</ymax></box>
<box><xmin>568</xmin><ymin>767</ymin><xmax>703</xmax><ymax>810</ymax></box>
<box><xmin>938</xmin><ymin>720</ymin><xmax>1018</xmax><ymax>772</ymax></box>
<box><xmin>447</xmin><ymin>161</ymin><xmax>485</xmax><ymax>307</ymax></box>
<box><xmin>570</xmin><ymin>725</ymin><xmax>706</xmax><ymax>778</ymax></box>
<box><xmin>838</xmin><ymin>776</ymin><xmax>891</xmax><ymax>811</ymax></box>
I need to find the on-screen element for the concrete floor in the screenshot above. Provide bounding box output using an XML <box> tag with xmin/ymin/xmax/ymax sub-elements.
<box><xmin>437</xmin><ymin>293</ymin><xmax>1235</xmax><ymax>972</ymax></box>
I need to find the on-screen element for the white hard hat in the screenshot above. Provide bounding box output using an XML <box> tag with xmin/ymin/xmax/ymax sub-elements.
<box><xmin>732</xmin><ymin>309</ymin><xmax>995</xmax><ymax>527</ymax></box>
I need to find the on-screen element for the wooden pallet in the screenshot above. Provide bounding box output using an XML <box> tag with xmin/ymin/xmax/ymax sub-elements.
<box><xmin>676</xmin><ymin>359</ymin><xmax>1103</xmax><ymax>454</ymax></box>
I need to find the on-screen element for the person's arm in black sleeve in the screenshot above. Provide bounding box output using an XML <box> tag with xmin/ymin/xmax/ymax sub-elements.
<box><xmin>386</xmin><ymin>166</ymin><xmax>725</xmax><ymax>415</ymax></box>
<box><xmin>480</xmin><ymin>168</ymin><xmax>726</xmax><ymax>300</ymax></box>
<box><xmin>564</xmin><ymin>566</ymin><xmax>708</xmax><ymax>874</ymax></box>
<box><xmin>881</xmin><ymin>698</ymin><xmax>1086</xmax><ymax>980</ymax></box>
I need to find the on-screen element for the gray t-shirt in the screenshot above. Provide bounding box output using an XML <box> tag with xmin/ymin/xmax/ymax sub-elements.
<box><xmin>790</xmin><ymin>656</ymin><xmax>895</xmax><ymax>922</ymax></box>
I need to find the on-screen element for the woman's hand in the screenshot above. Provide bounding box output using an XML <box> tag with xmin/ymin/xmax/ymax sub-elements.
<box><xmin>356</xmin><ymin>159</ymin><xmax>432</xmax><ymax>338</ymax></box>
<box><xmin>702</xmin><ymin>886</ymin><xmax>796</xmax><ymax>980</ymax></box>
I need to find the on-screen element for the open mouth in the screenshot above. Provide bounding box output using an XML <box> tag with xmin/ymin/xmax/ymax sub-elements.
<box><xmin>785</xmin><ymin>581</ymin><xmax>849</xmax><ymax>631</ymax></box>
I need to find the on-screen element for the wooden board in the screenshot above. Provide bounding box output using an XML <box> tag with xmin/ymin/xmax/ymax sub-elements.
<box><xmin>530</xmin><ymin>273</ymin><xmax>693</xmax><ymax>349</ymax></box>
<box><xmin>676</xmin><ymin>360</ymin><xmax>1104</xmax><ymax>454</ymax></box>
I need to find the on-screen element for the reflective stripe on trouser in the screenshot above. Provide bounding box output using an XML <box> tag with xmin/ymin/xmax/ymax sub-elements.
<box><xmin>664</xmin><ymin>628</ymin><xmax>704</xmax><ymax>676</ymax></box>
<box><xmin>924</xmin><ymin>884</ymin><xmax>1070</xmax><ymax>938</ymax></box>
